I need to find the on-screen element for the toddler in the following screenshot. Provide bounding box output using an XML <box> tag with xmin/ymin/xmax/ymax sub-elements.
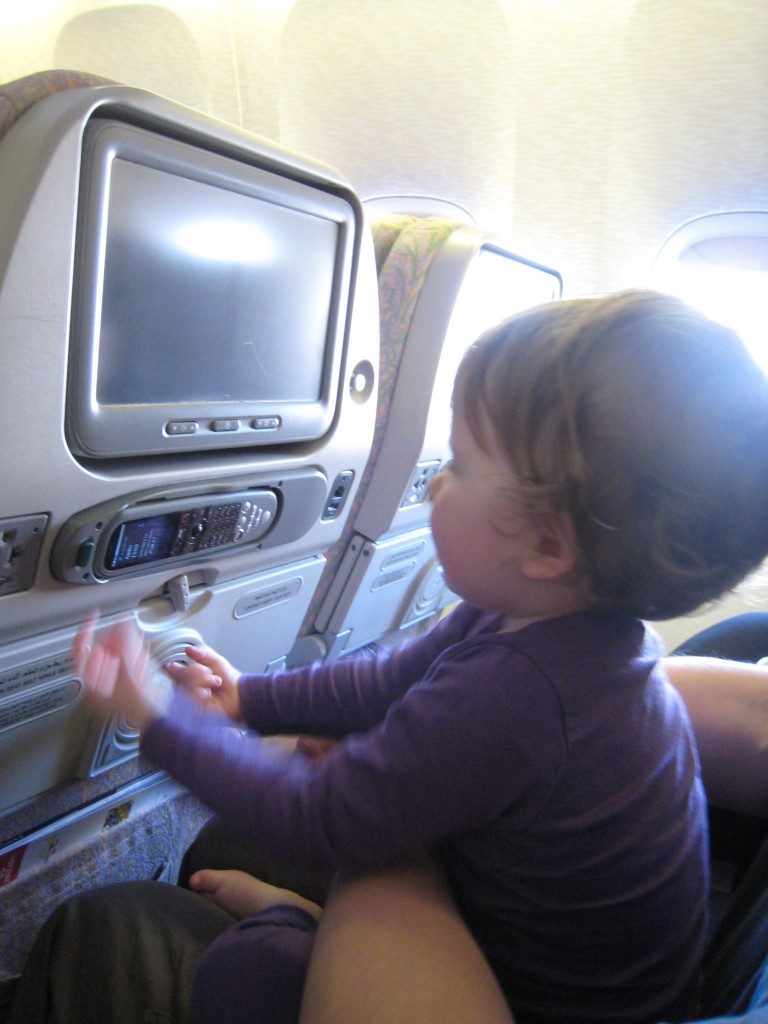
<box><xmin>56</xmin><ymin>291</ymin><xmax>768</xmax><ymax>1023</ymax></box>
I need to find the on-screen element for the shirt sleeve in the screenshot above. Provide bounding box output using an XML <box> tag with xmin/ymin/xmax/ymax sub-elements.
<box><xmin>141</xmin><ymin>637</ymin><xmax>567</xmax><ymax>876</ymax></box>
<box><xmin>236</xmin><ymin>604</ymin><xmax>475</xmax><ymax>737</ymax></box>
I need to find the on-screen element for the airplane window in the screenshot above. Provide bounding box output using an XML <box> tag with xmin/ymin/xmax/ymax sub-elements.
<box><xmin>652</xmin><ymin>213</ymin><xmax>768</xmax><ymax>372</ymax></box>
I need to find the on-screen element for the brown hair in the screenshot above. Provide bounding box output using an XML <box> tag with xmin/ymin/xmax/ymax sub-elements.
<box><xmin>458</xmin><ymin>289</ymin><xmax>768</xmax><ymax>620</ymax></box>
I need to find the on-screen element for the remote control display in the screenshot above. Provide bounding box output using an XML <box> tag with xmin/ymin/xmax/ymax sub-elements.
<box><xmin>105</xmin><ymin>494</ymin><xmax>278</xmax><ymax>572</ymax></box>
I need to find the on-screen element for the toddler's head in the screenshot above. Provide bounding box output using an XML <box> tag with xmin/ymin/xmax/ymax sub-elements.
<box><xmin>457</xmin><ymin>290</ymin><xmax>768</xmax><ymax>619</ymax></box>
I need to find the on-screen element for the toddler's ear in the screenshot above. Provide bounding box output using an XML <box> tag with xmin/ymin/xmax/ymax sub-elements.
<box><xmin>520</xmin><ymin>516</ymin><xmax>579</xmax><ymax>582</ymax></box>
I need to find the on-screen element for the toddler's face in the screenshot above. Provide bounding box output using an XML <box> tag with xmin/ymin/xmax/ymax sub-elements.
<box><xmin>428</xmin><ymin>399</ymin><xmax>536</xmax><ymax>617</ymax></box>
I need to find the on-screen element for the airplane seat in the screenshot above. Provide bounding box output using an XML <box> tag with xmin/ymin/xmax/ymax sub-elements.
<box><xmin>0</xmin><ymin>69</ymin><xmax>114</xmax><ymax>140</ymax></box>
<box><xmin>291</xmin><ymin>213</ymin><xmax>562</xmax><ymax>663</ymax></box>
<box><xmin>370</xmin><ymin>212</ymin><xmax>420</xmax><ymax>273</ymax></box>
<box><xmin>289</xmin><ymin>213</ymin><xmax>462</xmax><ymax>664</ymax></box>
<box><xmin>0</xmin><ymin>74</ymin><xmax>379</xmax><ymax>983</ymax></box>
<box><xmin>0</xmin><ymin>73</ymin><xmax>378</xmax><ymax>813</ymax></box>
<box><xmin>0</xmin><ymin>72</ymin><xmax>205</xmax><ymax>990</ymax></box>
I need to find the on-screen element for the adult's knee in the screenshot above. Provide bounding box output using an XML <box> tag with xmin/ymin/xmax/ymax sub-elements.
<box><xmin>10</xmin><ymin>881</ymin><xmax>234</xmax><ymax>1024</ymax></box>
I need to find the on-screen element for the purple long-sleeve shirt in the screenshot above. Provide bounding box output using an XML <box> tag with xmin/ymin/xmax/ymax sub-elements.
<box><xmin>142</xmin><ymin>603</ymin><xmax>707</xmax><ymax>1024</ymax></box>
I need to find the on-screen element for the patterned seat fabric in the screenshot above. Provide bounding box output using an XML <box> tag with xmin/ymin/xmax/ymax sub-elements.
<box><xmin>0</xmin><ymin>69</ymin><xmax>114</xmax><ymax>142</ymax></box>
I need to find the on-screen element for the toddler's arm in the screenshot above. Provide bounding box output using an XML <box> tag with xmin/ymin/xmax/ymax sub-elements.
<box><xmin>74</xmin><ymin>613</ymin><xmax>245</xmax><ymax>728</ymax></box>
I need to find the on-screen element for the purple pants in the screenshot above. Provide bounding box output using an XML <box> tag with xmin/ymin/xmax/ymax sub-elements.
<box><xmin>191</xmin><ymin>904</ymin><xmax>318</xmax><ymax>1024</ymax></box>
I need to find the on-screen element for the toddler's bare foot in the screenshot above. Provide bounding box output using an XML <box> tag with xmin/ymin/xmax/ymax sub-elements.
<box><xmin>189</xmin><ymin>868</ymin><xmax>322</xmax><ymax>922</ymax></box>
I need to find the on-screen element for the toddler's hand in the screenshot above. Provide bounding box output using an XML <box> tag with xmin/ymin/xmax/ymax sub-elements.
<box><xmin>164</xmin><ymin>644</ymin><xmax>243</xmax><ymax>722</ymax></box>
<box><xmin>73</xmin><ymin>612</ymin><xmax>167</xmax><ymax>733</ymax></box>
<box><xmin>296</xmin><ymin>735</ymin><xmax>338</xmax><ymax>761</ymax></box>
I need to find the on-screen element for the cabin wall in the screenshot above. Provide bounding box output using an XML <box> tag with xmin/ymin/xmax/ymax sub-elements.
<box><xmin>2</xmin><ymin>0</ymin><xmax>766</xmax><ymax>302</ymax></box>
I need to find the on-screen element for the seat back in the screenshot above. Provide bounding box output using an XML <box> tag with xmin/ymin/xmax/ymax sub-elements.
<box><xmin>292</xmin><ymin>214</ymin><xmax>459</xmax><ymax>657</ymax></box>
<box><xmin>0</xmin><ymin>69</ymin><xmax>113</xmax><ymax>140</ymax></box>
<box><xmin>0</xmin><ymin>73</ymin><xmax>379</xmax><ymax>815</ymax></box>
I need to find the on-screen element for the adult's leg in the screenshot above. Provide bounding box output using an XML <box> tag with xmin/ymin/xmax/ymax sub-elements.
<box><xmin>299</xmin><ymin>861</ymin><xmax>514</xmax><ymax>1024</ymax></box>
<box><xmin>9</xmin><ymin>880</ymin><xmax>234</xmax><ymax>1024</ymax></box>
<box><xmin>299</xmin><ymin>861</ymin><xmax>768</xmax><ymax>1024</ymax></box>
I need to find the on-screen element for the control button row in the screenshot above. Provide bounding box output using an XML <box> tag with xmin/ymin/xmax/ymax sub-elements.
<box><xmin>166</xmin><ymin>417</ymin><xmax>281</xmax><ymax>436</ymax></box>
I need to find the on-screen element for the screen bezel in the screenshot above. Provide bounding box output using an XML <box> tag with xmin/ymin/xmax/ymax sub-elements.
<box><xmin>66</xmin><ymin>118</ymin><xmax>357</xmax><ymax>460</ymax></box>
